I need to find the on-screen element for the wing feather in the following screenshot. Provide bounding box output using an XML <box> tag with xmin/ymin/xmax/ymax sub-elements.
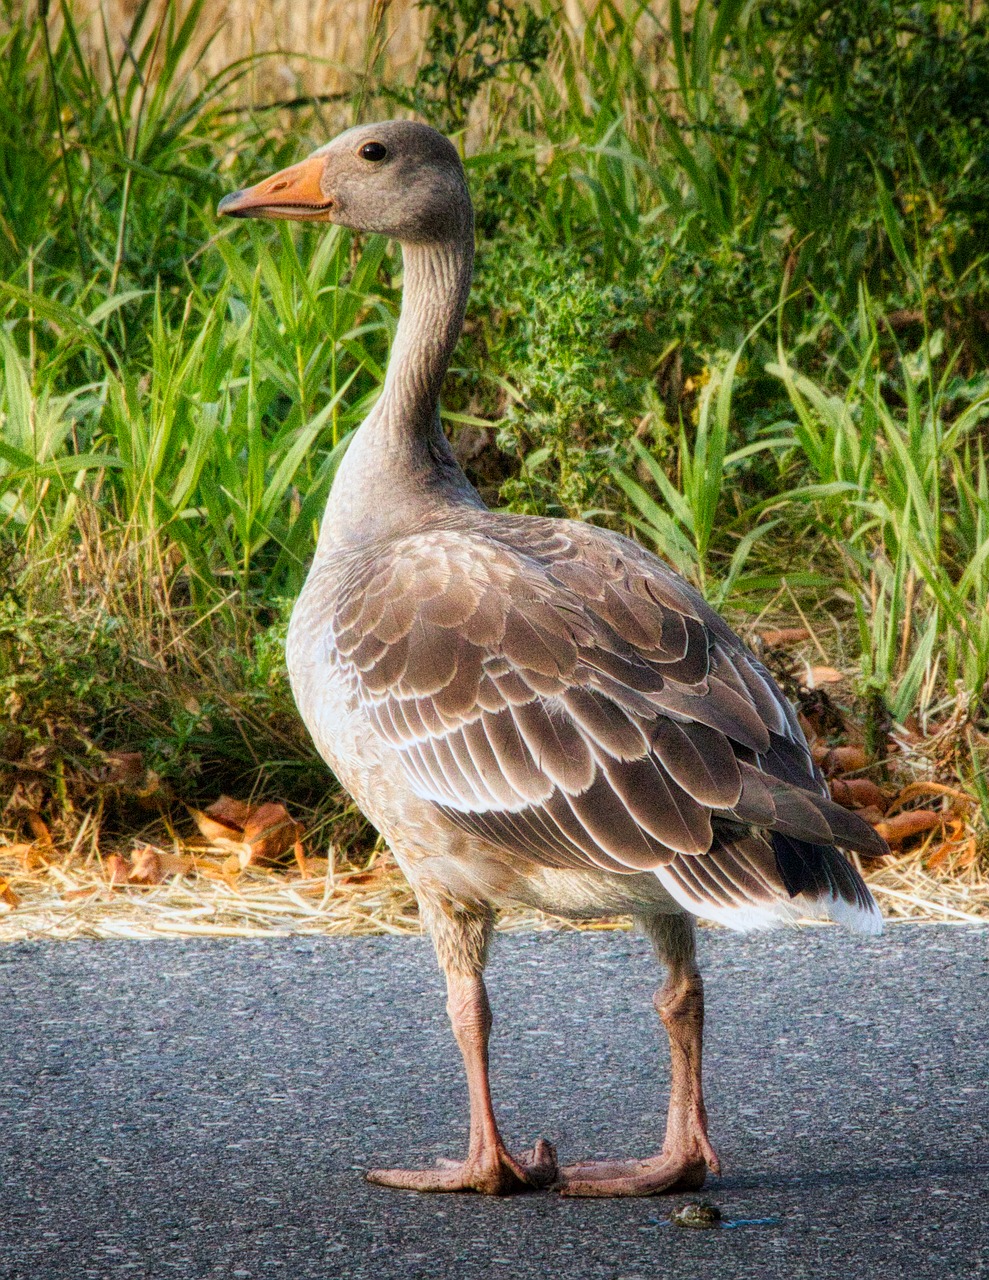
<box><xmin>599</xmin><ymin>755</ymin><xmax>712</xmax><ymax>854</ymax></box>
<box><xmin>650</xmin><ymin>719</ymin><xmax>741</xmax><ymax>808</ymax></box>
<box><xmin>325</xmin><ymin>517</ymin><xmax>886</xmax><ymax>930</ymax></box>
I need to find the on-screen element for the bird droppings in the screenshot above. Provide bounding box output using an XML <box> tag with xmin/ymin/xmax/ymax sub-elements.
<box><xmin>668</xmin><ymin>1200</ymin><xmax>724</xmax><ymax>1229</ymax></box>
<box><xmin>657</xmin><ymin>1202</ymin><xmax>782</xmax><ymax>1231</ymax></box>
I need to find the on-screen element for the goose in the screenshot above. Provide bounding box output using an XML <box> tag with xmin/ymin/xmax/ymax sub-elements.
<box><xmin>218</xmin><ymin>120</ymin><xmax>887</xmax><ymax>1197</ymax></box>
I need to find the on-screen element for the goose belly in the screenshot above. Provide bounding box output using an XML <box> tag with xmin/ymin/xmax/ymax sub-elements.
<box><xmin>286</xmin><ymin>615</ymin><xmax>383</xmax><ymax>822</ymax></box>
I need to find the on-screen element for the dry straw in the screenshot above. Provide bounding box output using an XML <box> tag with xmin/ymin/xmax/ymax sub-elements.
<box><xmin>69</xmin><ymin>0</ymin><xmax>429</xmax><ymax>108</ymax></box>
<box><xmin>0</xmin><ymin>841</ymin><xmax>604</xmax><ymax>941</ymax></box>
<box><xmin>2</xmin><ymin>837</ymin><xmax>986</xmax><ymax>943</ymax></box>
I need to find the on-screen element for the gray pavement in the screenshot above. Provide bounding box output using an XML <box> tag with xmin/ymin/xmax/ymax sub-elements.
<box><xmin>1</xmin><ymin>924</ymin><xmax>987</xmax><ymax>1279</ymax></box>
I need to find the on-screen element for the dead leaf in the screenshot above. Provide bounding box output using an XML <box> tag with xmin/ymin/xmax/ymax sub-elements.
<box><xmin>127</xmin><ymin>846</ymin><xmax>164</xmax><ymax>886</ymax></box>
<box><xmin>887</xmin><ymin>780</ymin><xmax>976</xmax><ymax>811</ymax></box>
<box><xmin>759</xmin><ymin>627</ymin><xmax>811</xmax><ymax>647</ymax></box>
<box><xmin>804</xmin><ymin>665</ymin><xmax>844</xmax><ymax>688</ymax></box>
<box><xmin>3</xmin><ymin>842</ymin><xmax>43</xmax><ymax>871</ymax></box>
<box><xmin>798</xmin><ymin>714</ymin><xmax>818</xmax><ymax>745</ymax></box>
<box><xmin>0</xmin><ymin>878</ymin><xmax>20</xmax><ymax>908</ymax></box>
<box><xmin>104</xmin><ymin>854</ymin><xmax>131</xmax><ymax>886</ymax></box>
<box><xmin>100</xmin><ymin>751</ymin><xmax>145</xmax><ymax>787</ymax></box>
<box><xmin>191</xmin><ymin>795</ymin><xmax>254</xmax><ymax>843</ymax></box>
<box><xmin>192</xmin><ymin>797</ymin><xmax>305</xmax><ymax>868</ymax></box>
<box><xmin>241</xmin><ymin>802</ymin><xmax>304</xmax><ymax>866</ymax></box>
<box><xmin>873</xmin><ymin>810</ymin><xmax>942</xmax><ymax>848</ymax></box>
<box><xmin>820</xmin><ymin>745</ymin><xmax>870</xmax><ymax>775</ymax></box>
<box><xmin>26</xmin><ymin>811</ymin><xmax>53</xmax><ymax>848</ymax></box>
<box><xmin>923</xmin><ymin>842</ymin><xmax>951</xmax><ymax>870</ymax></box>
<box><xmin>208</xmin><ymin>795</ymin><xmax>254</xmax><ymax>827</ymax></box>
<box><xmin>852</xmin><ymin>805</ymin><xmax>886</xmax><ymax>827</ymax></box>
<box><xmin>828</xmin><ymin>777</ymin><xmax>888</xmax><ymax>812</ymax></box>
<box><xmin>158</xmin><ymin>851</ymin><xmax>193</xmax><ymax>878</ymax></box>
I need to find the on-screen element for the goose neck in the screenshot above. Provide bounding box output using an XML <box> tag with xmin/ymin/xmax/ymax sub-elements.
<box><xmin>317</xmin><ymin>231</ymin><xmax>479</xmax><ymax>551</ymax></box>
<box><xmin>378</xmin><ymin>235</ymin><xmax>474</xmax><ymax>433</ymax></box>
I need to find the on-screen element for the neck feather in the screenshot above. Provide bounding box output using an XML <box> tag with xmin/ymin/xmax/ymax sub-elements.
<box><xmin>318</xmin><ymin>230</ymin><xmax>480</xmax><ymax>551</ymax></box>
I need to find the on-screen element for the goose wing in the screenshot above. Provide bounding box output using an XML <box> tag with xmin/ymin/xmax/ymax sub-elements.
<box><xmin>331</xmin><ymin>517</ymin><xmax>886</xmax><ymax>929</ymax></box>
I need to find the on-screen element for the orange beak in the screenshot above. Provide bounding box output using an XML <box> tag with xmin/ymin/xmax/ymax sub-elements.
<box><xmin>217</xmin><ymin>153</ymin><xmax>332</xmax><ymax>221</ymax></box>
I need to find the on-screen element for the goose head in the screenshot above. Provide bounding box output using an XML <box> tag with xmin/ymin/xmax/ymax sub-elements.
<box><xmin>217</xmin><ymin>120</ymin><xmax>471</xmax><ymax>244</ymax></box>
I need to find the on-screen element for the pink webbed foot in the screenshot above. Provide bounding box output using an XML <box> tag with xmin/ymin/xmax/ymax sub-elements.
<box><xmin>366</xmin><ymin>1138</ymin><xmax>558</xmax><ymax>1195</ymax></box>
<box><xmin>558</xmin><ymin>952</ymin><xmax>723</xmax><ymax>1197</ymax></box>
<box><xmin>558</xmin><ymin>1136</ymin><xmax>720</xmax><ymax>1198</ymax></box>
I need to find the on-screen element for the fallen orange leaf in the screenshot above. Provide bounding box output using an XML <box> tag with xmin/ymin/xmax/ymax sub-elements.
<box><xmin>128</xmin><ymin>846</ymin><xmax>164</xmax><ymax>886</ymax></box>
<box><xmin>822</xmin><ymin>745</ymin><xmax>870</xmax><ymax>775</ymax></box>
<box><xmin>828</xmin><ymin>777</ymin><xmax>888</xmax><ymax>812</ymax></box>
<box><xmin>873</xmin><ymin>810</ymin><xmax>942</xmax><ymax>848</ymax></box>
<box><xmin>805</xmin><ymin>665</ymin><xmax>843</xmax><ymax>688</ymax></box>
<box><xmin>241</xmin><ymin>802</ymin><xmax>304</xmax><ymax>866</ymax></box>
<box><xmin>191</xmin><ymin>795</ymin><xmax>253</xmax><ymax>843</ymax></box>
<box><xmin>759</xmin><ymin>627</ymin><xmax>811</xmax><ymax>647</ymax></box>
<box><xmin>104</xmin><ymin>854</ymin><xmax>131</xmax><ymax>886</ymax></box>
<box><xmin>26</xmin><ymin>811</ymin><xmax>53</xmax><ymax>848</ymax></box>
<box><xmin>887</xmin><ymin>780</ymin><xmax>976</xmax><ymax>812</ymax></box>
<box><xmin>0</xmin><ymin>877</ymin><xmax>20</xmax><ymax>908</ymax></box>
<box><xmin>923</xmin><ymin>841</ymin><xmax>952</xmax><ymax>870</ymax></box>
<box><xmin>192</xmin><ymin>797</ymin><xmax>306</xmax><ymax>868</ymax></box>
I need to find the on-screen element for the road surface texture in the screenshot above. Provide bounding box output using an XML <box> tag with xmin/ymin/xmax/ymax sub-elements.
<box><xmin>2</xmin><ymin>924</ymin><xmax>987</xmax><ymax>1279</ymax></box>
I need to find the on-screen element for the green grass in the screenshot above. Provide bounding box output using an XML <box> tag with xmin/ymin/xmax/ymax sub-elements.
<box><xmin>1</xmin><ymin>0</ymin><xmax>988</xmax><ymax>844</ymax></box>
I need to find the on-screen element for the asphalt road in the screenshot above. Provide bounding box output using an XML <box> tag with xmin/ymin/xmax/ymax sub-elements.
<box><xmin>2</xmin><ymin>924</ymin><xmax>987</xmax><ymax>1279</ymax></box>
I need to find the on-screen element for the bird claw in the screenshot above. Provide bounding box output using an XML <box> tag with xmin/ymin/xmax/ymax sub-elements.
<box><xmin>366</xmin><ymin>1137</ymin><xmax>558</xmax><ymax>1195</ymax></box>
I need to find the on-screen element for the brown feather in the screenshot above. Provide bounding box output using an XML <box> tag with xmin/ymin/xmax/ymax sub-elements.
<box><xmin>650</xmin><ymin>719</ymin><xmax>742</xmax><ymax>808</ymax></box>
<box><xmin>511</xmin><ymin>699</ymin><xmax>596</xmax><ymax>794</ymax></box>
<box><xmin>655</xmin><ymin>676</ymin><xmax>771</xmax><ymax>753</ymax></box>
<box><xmin>323</xmin><ymin>521</ymin><xmax>886</xmax><ymax>907</ymax></box>
<box><xmin>565</xmin><ymin>774</ymin><xmax>671</xmax><ymax>869</ymax></box>
<box><xmin>601</xmin><ymin>755</ymin><xmax>712</xmax><ymax>854</ymax></box>
<box><xmin>562</xmin><ymin>687</ymin><xmax>649</xmax><ymax>760</ymax></box>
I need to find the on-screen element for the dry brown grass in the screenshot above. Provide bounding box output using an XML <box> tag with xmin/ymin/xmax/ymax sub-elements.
<box><xmin>0</xmin><ymin>838</ymin><xmax>608</xmax><ymax>941</ymax></box>
<box><xmin>69</xmin><ymin>0</ymin><xmax>429</xmax><ymax>108</ymax></box>
<box><xmin>2</xmin><ymin>782</ymin><xmax>986</xmax><ymax>942</ymax></box>
<box><xmin>62</xmin><ymin>0</ymin><xmax>676</xmax><ymax>147</ymax></box>
<box><xmin>2</xmin><ymin>834</ymin><xmax>985</xmax><ymax>943</ymax></box>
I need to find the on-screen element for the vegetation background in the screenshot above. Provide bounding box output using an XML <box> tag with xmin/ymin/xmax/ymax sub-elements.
<box><xmin>1</xmin><ymin>0</ymin><xmax>988</xmax><ymax>925</ymax></box>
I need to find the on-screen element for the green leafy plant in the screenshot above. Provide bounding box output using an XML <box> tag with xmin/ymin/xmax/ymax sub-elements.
<box><xmin>397</xmin><ymin>0</ymin><xmax>549</xmax><ymax>131</ymax></box>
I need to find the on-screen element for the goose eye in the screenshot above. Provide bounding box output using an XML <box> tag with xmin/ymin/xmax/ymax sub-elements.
<box><xmin>359</xmin><ymin>142</ymin><xmax>388</xmax><ymax>163</ymax></box>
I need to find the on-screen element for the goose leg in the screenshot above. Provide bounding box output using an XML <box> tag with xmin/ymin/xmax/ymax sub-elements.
<box><xmin>559</xmin><ymin>913</ymin><xmax>720</xmax><ymax>1197</ymax></box>
<box><xmin>366</xmin><ymin>898</ymin><xmax>557</xmax><ymax>1194</ymax></box>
